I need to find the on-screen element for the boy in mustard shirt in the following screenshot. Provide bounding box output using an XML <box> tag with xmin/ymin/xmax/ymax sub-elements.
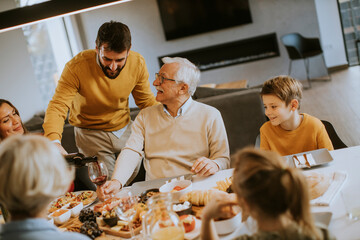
<box><xmin>260</xmin><ymin>75</ymin><xmax>333</xmax><ymax>155</ymax></box>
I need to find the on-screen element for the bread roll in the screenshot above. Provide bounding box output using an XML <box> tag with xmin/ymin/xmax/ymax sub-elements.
<box><xmin>179</xmin><ymin>189</ymin><xmax>225</xmax><ymax>206</ymax></box>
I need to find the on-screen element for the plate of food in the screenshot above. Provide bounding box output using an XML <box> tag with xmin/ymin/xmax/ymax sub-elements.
<box><xmin>284</xmin><ymin>148</ymin><xmax>333</xmax><ymax>169</ymax></box>
<box><xmin>93</xmin><ymin>197</ymin><xmax>123</xmax><ymax>213</ymax></box>
<box><xmin>48</xmin><ymin>191</ymin><xmax>97</xmax><ymax>213</ymax></box>
<box><xmin>96</xmin><ymin>202</ymin><xmax>146</xmax><ymax>238</ymax></box>
<box><xmin>140</xmin><ymin>188</ymin><xmax>160</xmax><ymax>203</ymax></box>
<box><xmin>178</xmin><ymin>214</ymin><xmax>200</xmax><ymax>240</ymax></box>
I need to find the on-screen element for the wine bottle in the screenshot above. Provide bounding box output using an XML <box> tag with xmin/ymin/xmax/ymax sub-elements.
<box><xmin>65</xmin><ymin>153</ymin><xmax>98</xmax><ymax>167</ymax></box>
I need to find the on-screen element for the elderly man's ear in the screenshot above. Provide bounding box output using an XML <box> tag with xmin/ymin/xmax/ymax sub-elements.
<box><xmin>179</xmin><ymin>83</ymin><xmax>189</xmax><ymax>95</ymax></box>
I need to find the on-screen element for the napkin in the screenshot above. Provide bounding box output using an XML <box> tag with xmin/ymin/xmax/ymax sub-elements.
<box><xmin>310</xmin><ymin>171</ymin><xmax>347</xmax><ymax>206</ymax></box>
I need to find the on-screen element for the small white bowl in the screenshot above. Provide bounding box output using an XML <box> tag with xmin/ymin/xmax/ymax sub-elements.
<box><xmin>65</xmin><ymin>202</ymin><xmax>83</xmax><ymax>217</ymax></box>
<box><xmin>173</xmin><ymin>201</ymin><xmax>192</xmax><ymax>216</ymax></box>
<box><xmin>159</xmin><ymin>179</ymin><xmax>192</xmax><ymax>202</ymax></box>
<box><xmin>49</xmin><ymin>209</ymin><xmax>71</xmax><ymax>225</ymax></box>
<box><xmin>214</xmin><ymin>211</ymin><xmax>242</xmax><ymax>235</ymax></box>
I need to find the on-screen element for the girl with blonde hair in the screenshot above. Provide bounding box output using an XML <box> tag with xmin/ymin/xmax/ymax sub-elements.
<box><xmin>0</xmin><ymin>135</ymin><xmax>89</xmax><ymax>240</ymax></box>
<box><xmin>201</xmin><ymin>148</ymin><xmax>332</xmax><ymax>240</ymax></box>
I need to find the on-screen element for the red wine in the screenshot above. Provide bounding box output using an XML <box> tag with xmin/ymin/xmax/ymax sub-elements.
<box><xmin>92</xmin><ymin>175</ymin><xmax>107</xmax><ymax>186</ymax></box>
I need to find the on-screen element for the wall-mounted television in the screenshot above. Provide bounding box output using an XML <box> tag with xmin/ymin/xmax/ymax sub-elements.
<box><xmin>156</xmin><ymin>0</ymin><xmax>252</xmax><ymax>41</ymax></box>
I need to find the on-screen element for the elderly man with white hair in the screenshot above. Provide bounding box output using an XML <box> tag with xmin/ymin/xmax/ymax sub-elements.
<box><xmin>98</xmin><ymin>57</ymin><xmax>230</xmax><ymax>199</ymax></box>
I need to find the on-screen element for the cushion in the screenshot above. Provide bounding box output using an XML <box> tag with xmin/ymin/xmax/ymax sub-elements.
<box><xmin>198</xmin><ymin>89</ymin><xmax>267</xmax><ymax>156</ymax></box>
<box><xmin>193</xmin><ymin>87</ymin><xmax>246</xmax><ymax>100</ymax></box>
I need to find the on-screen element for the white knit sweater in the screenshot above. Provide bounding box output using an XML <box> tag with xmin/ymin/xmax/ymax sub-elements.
<box><xmin>112</xmin><ymin>99</ymin><xmax>230</xmax><ymax>184</ymax></box>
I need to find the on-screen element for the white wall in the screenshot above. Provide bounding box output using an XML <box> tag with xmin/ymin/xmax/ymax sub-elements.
<box><xmin>315</xmin><ymin>0</ymin><xmax>348</xmax><ymax>67</ymax></box>
<box><xmin>78</xmin><ymin>0</ymin><xmax>325</xmax><ymax>91</ymax></box>
<box><xmin>0</xmin><ymin>0</ymin><xmax>349</xmax><ymax>115</ymax></box>
<box><xmin>0</xmin><ymin>0</ymin><xmax>44</xmax><ymax>121</ymax></box>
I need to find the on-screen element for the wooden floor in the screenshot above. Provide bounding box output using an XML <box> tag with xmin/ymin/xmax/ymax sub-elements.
<box><xmin>300</xmin><ymin>66</ymin><xmax>360</xmax><ymax>147</ymax></box>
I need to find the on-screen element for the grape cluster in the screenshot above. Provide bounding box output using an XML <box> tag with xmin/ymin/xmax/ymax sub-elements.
<box><xmin>80</xmin><ymin>221</ymin><xmax>103</xmax><ymax>239</ymax></box>
<box><xmin>79</xmin><ymin>208</ymin><xmax>100</xmax><ymax>223</ymax></box>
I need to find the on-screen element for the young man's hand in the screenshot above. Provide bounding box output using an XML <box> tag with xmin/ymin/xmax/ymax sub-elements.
<box><xmin>54</xmin><ymin>142</ymin><xmax>68</xmax><ymax>155</ymax></box>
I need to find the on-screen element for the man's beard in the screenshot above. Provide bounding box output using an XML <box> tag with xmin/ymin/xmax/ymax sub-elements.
<box><xmin>99</xmin><ymin>59</ymin><xmax>127</xmax><ymax>79</ymax></box>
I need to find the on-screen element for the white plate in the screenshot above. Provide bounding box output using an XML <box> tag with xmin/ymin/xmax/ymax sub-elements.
<box><xmin>284</xmin><ymin>148</ymin><xmax>333</xmax><ymax>169</ymax></box>
<box><xmin>48</xmin><ymin>191</ymin><xmax>97</xmax><ymax>213</ymax></box>
<box><xmin>75</xmin><ymin>190</ymin><xmax>97</xmax><ymax>207</ymax></box>
<box><xmin>312</xmin><ymin>211</ymin><xmax>332</xmax><ymax>227</ymax></box>
<box><xmin>184</xmin><ymin>217</ymin><xmax>201</xmax><ymax>240</ymax></box>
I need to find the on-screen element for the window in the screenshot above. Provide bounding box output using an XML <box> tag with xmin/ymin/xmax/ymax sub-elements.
<box><xmin>15</xmin><ymin>0</ymin><xmax>82</xmax><ymax>109</ymax></box>
<box><xmin>338</xmin><ymin>0</ymin><xmax>360</xmax><ymax>66</ymax></box>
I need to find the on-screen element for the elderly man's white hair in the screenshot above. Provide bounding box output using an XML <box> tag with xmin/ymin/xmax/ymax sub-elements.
<box><xmin>162</xmin><ymin>57</ymin><xmax>200</xmax><ymax>96</ymax></box>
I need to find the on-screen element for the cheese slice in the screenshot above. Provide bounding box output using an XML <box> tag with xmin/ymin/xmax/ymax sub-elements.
<box><xmin>111</xmin><ymin>225</ymin><xmax>123</xmax><ymax>232</ymax></box>
<box><xmin>117</xmin><ymin>220</ymin><xmax>129</xmax><ymax>226</ymax></box>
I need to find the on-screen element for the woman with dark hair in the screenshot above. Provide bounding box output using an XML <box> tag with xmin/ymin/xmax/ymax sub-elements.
<box><xmin>201</xmin><ymin>148</ymin><xmax>332</xmax><ymax>240</ymax></box>
<box><xmin>0</xmin><ymin>99</ymin><xmax>27</xmax><ymax>141</ymax></box>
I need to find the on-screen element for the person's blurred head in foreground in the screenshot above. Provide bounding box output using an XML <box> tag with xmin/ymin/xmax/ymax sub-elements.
<box><xmin>0</xmin><ymin>135</ymin><xmax>74</xmax><ymax>220</ymax></box>
<box><xmin>232</xmin><ymin>147</ymin><xmax>320</xmax><ymax>238</ymax></box>
<box><xmin>0</xmin><ymin>99</ymin><xmax>26</xmax><ymax>141</ymax></box>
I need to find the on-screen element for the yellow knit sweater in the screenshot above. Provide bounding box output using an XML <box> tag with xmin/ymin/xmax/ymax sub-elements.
<box><xmin>260</xmin><ymin>113</ymin><xmax>334</xmax><ymax>156</ymax></box>
<box><xmin>43</xmin><ymin>50</ymin><xmax>157</xmax><ymax>141</ymax></box>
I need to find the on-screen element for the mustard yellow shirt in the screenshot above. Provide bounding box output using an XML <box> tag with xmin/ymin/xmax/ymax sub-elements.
<box><xmin>43</xmin><ymin>50</ymin><xmax>157</xmax><ymax>141</ymax></box>
<box><xmin>260</xmin><ymin>113</ymin><xmax>334</xmax><ymax>156</ymax></box>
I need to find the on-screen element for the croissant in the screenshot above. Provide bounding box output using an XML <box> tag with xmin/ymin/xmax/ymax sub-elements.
<box><xmin>213</xmin><ymin>177</ymin><xmax>233</xmax><ymax>192</ymax></box>
<box><xmin>179</xmin><ymin>189</ymin><xmax>224</xmax><ymax>206</ymax></box>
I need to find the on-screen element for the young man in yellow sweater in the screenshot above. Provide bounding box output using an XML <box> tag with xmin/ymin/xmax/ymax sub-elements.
<box><xmin>43</xmin><ymin>21</ymin><xmax>157</xmax><ymax>189</ymax></box>
<box><xmin>260</xmin><ymin>75</ymin><xmax>333</xmax><ymax>156</ymax></box>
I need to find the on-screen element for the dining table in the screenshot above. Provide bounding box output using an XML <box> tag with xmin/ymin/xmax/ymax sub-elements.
<box><xmin>99</xmin><ymin>145</ymin><xmax>360</xmax><ymax>239</ymax></box>
<box><xmin>193</xmin><ymin>146</ymin><xmax>360</xmax><ymax>240</ymax></box>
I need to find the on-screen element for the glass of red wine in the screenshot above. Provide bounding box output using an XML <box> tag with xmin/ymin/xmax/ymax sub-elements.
<box><xmin>88</xmin><ymin>161</ymin><xmax>108</xmax><ymax>187</ymax></box>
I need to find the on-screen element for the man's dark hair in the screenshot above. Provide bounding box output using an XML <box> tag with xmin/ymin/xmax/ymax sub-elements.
<box><xmin>96</xmin><ymin>21</ymin><xmax>131</xmax><ymax>52</ymax></box>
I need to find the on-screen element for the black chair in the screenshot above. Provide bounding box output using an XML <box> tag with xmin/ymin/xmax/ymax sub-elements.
<box><xmin>281</xmin><ymin>33</ymin><xmax>331</xmax><ymax>88</ymax></box>
<box><xmin>321</xmin><ymin>120</ymin><xmax>347</xmax><ymax>150</ymax></box>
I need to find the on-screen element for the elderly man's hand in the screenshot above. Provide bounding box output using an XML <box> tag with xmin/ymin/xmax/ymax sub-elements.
<box><xmin>96</xmin><ymin>179</ymin><xmax>122</xmax><ymax>202</ymax></box>
<box><xmin>191</xmin><ymin>157</ymin><xmax>219</xmax><ymax>176</ymax></box>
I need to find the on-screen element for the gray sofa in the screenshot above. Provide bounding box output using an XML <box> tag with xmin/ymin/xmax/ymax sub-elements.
<box><xmin>195</xmin><ymin>88</ymin><xmax>267</xmax><ymax>155</ymax></box>
<box><xmin>25</xmin><ymin>87</ymin><xmax>266</xmax><ymax>155</ymax></box>
<box><xmin>25</xmin><ymin>87</ymin><xmax>266</xmax><ymax>173</ymax></box>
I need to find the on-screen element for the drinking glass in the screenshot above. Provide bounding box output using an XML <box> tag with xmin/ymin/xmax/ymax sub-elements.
<box><xmin>88</xmin><ymin>161</ymin><xmax>108</xmax><ymax>187</ymax></box>
<box><xmin>115</xmin><ymin>191</ymin><xmax>138</xmax><ymax>239</ymax></box>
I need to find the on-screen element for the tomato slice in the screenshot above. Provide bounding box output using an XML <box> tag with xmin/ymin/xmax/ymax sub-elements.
<box><xmin>180</xmin><ymin>215</ymin><xmax>195</xmax><ymax>233</ymax></box>
<box><xmin>173</xmin><ymin>186</ymin><xmax>185</xmax><ymax>191</ymax></box>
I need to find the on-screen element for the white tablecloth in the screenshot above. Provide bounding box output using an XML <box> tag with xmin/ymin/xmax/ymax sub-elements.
<box><xmin>191</xmin><ymin>146</ymin><xmax>360</xmax><ymax>240</ymax></box>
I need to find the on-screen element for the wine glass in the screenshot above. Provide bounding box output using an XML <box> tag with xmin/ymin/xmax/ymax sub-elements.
<box><xmin>88</xmin><ymin>161</ymin><xmax>108</xmax><ymax>187</ymax></box>
<box><xmin>114</xmin><ymin>191</ymin><xmax>138</xmax><ymax>239</ymax></box>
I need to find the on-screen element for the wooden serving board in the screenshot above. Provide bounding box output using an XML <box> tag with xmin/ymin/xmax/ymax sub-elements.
<box><xmin>58</xmin><ymin>217</ymin><xmax>141</xmax><ymax>239</ymax></box>
<box><xmin>58</xmin><ymin>217</ymin><xmax>82</xmax><ymax>231</ymax></box>
<box><xmin>100</xmin><ymin>225</ymin><xmax>142</xmax><ymax>239</ymax></box>
<box><xmin>191</xmin><ymin>205</ymin><xmax>204</xmax><ymax>219</ymax></box>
